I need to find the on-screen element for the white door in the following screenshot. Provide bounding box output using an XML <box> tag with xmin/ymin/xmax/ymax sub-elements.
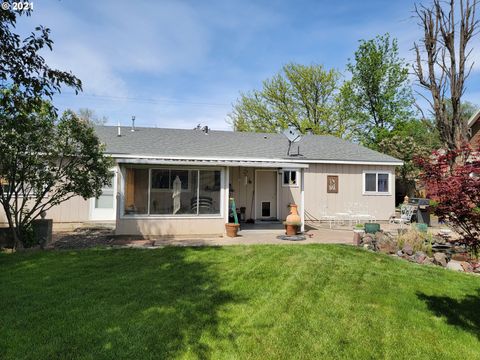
<box><xmin>90</xmin><ymin>172</ymin><xmax>116</xmax><ymax>221</ymax></box>
<box><xmin>255</xmin><ymin>170</ymin><xmax>277</xmax><ymax>220</ymax></box>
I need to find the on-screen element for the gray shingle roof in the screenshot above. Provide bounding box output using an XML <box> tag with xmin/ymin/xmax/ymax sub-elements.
<box><xmin>94</xmin><ymin>126</ymin><xmax>402</xmax><ymax>164</ymax></box>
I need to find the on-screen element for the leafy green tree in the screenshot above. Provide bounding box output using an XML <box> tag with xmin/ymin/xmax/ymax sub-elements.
<box><xmin>0</xmin><ymin>10</ymin><xmax>110</xmax><ymax>249</ymax></box>
<box><xmin>229</xmin><ymin>63</ymin><xmax>353</xmax><ymax>137</ymax></box>
<box><xmin>0</xmin><ymin>94</ymin><xmax>113</xmax><ymax>249</ymax></box>
<box><xmin>0</xmin><ymin>7</ymin><xmax>81</xmax><ymax>111</ymax></box>
<box><xmin>343</xmin><ymin>34</ymin><xmax>415</xmax><ymax>149</ymax></box>
<box><xmin>379</xmin><ymin>119</ymin><xmax>440</xmax><ymax>197</ymax></box>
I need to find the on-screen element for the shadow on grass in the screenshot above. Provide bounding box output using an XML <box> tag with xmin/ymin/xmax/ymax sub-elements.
<box><xmin>417</xmin><ymin>288</ymin><xmax>480</xmax><ymax>339</ymax></box>
<box><xmin>1</xmin><ymin>247</ymin><xmax>244</xmax><ymax>359</ymax></box>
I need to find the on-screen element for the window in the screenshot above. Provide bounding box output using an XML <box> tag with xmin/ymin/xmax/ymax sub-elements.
<box><xmin>95</xmin><ymin>174</ymin><xmax>114</xmax><ymax>209</ymax></box>
<box><xmin>124</xmin><ymin>167</ymin><xmax>222</xmax><ymax>217</ymax></box>
<box><xmin>282</xmin><ymin>170</ymin><xmax>297</xmax><ymax>186</ymax></box>
<box><xmin>363</xmin><ymin>172</ymin><xmax>390</xmax><ymax>194</ymax></box>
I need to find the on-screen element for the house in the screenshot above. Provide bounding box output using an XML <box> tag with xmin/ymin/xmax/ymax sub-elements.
<box><xmin>468</xmin><ymin>109</ymin><xmax>480</xmax><ymax>146</ymax></box>
<box><xmin>0</xmin><ymin>125</ymin><xmax>402</xmax><ymax>236</ymax></box>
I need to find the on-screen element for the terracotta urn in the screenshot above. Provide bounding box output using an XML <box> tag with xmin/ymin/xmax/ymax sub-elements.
<box><xmin>286</xmin><ymin>204</ymin><xmax>301</xmax><ymax>223</ymax></box>
<box><xmin>284</xmin><ymin>204</ymin><xmax>301</xmax><ymax>235</ymax></box>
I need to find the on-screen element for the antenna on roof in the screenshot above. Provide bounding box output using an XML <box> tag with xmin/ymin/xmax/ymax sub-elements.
<box><xmin>117</xmin><ymin>121</ymin><xmax>121</xmax><ymax>137</ymax></box>
<box><xmin>131</xmin><ymin>116</ymin><xmax>136</xmax><ymax>132</ymax></box>
<box><xmin>282</xmin><ymin>125</ymin><xmax>302</xmax><ymax>156</ymax></box>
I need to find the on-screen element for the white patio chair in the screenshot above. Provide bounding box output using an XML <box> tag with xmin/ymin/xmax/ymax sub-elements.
<box><xmin>390</xmin><ymin>205</ymin><xmax>415</xmax><ymax>225</ymax></box>
<box><xmin>319</xmin><ymin>207</ymin><xmax>336</xmax><ymax>229</ymax></box>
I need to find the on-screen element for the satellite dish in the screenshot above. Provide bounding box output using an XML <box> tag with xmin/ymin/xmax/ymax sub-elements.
<box><xmin>283</xmin><ymin>126</ymin><xmax>302</xmax><ymax>143</ymax></box>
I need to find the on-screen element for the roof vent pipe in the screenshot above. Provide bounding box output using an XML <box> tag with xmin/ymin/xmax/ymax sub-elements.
<box><xmin>117</xmin><ymin>121</ymin><xmax>121</xmax><ymax>137</ymax></box>
<box><xmin>131</xmin><ymin>116</ymin><xmax>136</xmax><ymax>132</ymax></box>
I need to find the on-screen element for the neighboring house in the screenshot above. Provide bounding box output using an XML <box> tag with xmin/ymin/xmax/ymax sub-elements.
<box><xmin>0</xmin><ymin>126</ymin><xmax>402</xmax><ymax>236</ymax></box>
<box><xmin>468</xmin><ymin>109</ymin><xmax>480</xmax><ymax>147</ymax></box>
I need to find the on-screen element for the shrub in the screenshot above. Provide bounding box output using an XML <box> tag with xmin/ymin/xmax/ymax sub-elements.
<box><xmin>415</xmin><ymin>143</ymin><xmax>480</xmax><ymax>255</ymax></box>
<box><xmin>397</xmin><ymin>229</ymin><xmax>433</xmax><ymax>256</ymax></box>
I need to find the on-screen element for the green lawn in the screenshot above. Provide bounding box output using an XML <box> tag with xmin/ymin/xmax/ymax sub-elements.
<box><xmin>1</xmin><ymin>245</ymin><xmax>479</xmax><ymax>359</ymax></box>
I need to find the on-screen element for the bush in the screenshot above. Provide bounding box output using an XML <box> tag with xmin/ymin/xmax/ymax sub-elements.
<box><xmin>397</xmin><ymin>229</ymin><xmax>433</xmax><ymax>256</ymax></box>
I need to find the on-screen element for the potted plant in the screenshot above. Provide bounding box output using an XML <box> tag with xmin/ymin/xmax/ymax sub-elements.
<box><xmin>225</xmin><ymin>223</ymin><xmax>240</xmax><ymax>237</ymax></box>
<box><xmin>284</xmin><ymin>203</ymin><xmax>302</xmax><ymax>235</ymax></box>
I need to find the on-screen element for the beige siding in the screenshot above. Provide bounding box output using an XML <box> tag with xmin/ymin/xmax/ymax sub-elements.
<box><xmin>115</xmin><ymin>217</ymin><xmax>225</xmax><ymax>236</ymax></box>
<box><xmin>0</xmin><ymin>195</ymin><xmax>90</xmax><ymax>224</ymax></box>
<box><xmin>304</xmin><ymin>164</ymin><xmax>396</xmax><ymax>221</ymax></box>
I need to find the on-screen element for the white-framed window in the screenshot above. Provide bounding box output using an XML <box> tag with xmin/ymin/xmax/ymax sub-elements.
<box><xmin>363</xmin><ymin>171</ymin><xmax>391</xmax><ymax>195</ymax></box>
<box><xmin>123</xmin><ymin>166</ymin><xmax>222</xmax><ymax>217</ymax></box>
<box><xmin>282</xmin><ymin>170</ymin><xmax>298</xmax><ymax>187</ymax></box>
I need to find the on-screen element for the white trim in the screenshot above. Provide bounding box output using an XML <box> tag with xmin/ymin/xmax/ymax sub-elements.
<box><xmin>224</xmin><ymin>167</ymin><xmax>229</xmax><ymax>224</ymax></box>
<box><xmin>89</xmin><ymin>167</ymin><xmax>117</xmax><ymax>221</ymax></box>
<box><xmin>118</xmin><ymin>215</ymin><xmax>223</xmax><ymax>220</ymax></box>
<box><xmin>110</xmin><ymin>154</ymin><xmax>401</xmax><ymax>166</ymax></box>
<box><xmin>281</xmin><ymin>169</ymin><xmax>299</xmax><ymax>188</ymax></box>
<box><xmin>120</xmin><ymin>165</ymin><xmax>224</xmax><ymax>219</ymax></box>
<box><xmin>300</xmin><ymin>168</ymin><xmax>305</xmax><ymax>232</ymax></box>
<box><xmin>362</xmin><ymin>170</ymin><xmax>392</xmax><ymax>196</ymax></box>
<box><xmin>467</xmin><ymin>109</ymin><xmax>480</xmax><ymax>127</ymax></box>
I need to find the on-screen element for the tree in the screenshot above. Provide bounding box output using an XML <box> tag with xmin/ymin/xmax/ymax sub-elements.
<box><xmin>229</xmin><ymin>63</ymin><xmax>353</xmax><ymax>137</ymax></box>
<box><xmin>415</xmin><ymin>144</ymin><xmax>480</xmax><ymax>254</ymax></box>
<box><xmin>379</xmin><ymin>119</ymin><xmax>440</xmax><ymax>197</ymax></box>
<box><xmin>76</xmin><ymin>108</ymin><xmax>108</xmax><ymax>125</ymax></box>
<box><xmin>0</xmin><ymin>7</ymin><xmax>81</xmax><ymax>112</ymax></box>
<box><xmin>343</xmin><ymin>34</ymin><xmax>415</xmax><ymax>150</ymax></box>
<box><xmin>0</xmin><ymin>95</ymin><xmax>113</xmax><ymax>249</ymax></box>
<box><xmin>413</xmin><ymin>0</ymin><xmax>478</xmax><ymax>151</ymax></box>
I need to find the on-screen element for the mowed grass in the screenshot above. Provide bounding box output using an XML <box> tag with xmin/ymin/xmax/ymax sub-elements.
<box><xmin>1</xmin><ymin>245</ymin><xmax>480</xmax><ymax>360</ymax></box>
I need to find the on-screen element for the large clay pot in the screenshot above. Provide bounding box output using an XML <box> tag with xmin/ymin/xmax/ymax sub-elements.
<box><xmin>285</xmin><ymin>224</ymin><xmax>298</xmax><ymax>236</ymax></box>
<box><xmin>225</xmin><ymin>223</ymin><xmax>240</xmax><ymax>237</ymax></box>
<box><xmin>286</xmin><ymin>204</ymin><xmax>301</xmax><ymax>223</ymax></box>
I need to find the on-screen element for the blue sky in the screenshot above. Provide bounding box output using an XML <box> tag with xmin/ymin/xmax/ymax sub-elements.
<box><xmin>16</xmin><ymin>0</ymin><xmax>480</xmax><ymax>130</ymax></box>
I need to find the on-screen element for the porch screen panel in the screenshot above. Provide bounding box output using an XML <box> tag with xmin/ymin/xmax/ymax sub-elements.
<box><xmin>124</xmin><ymin>168</ymin><xmax>148</xmax><ymax>215</ymax></box>
<box><xmin>198</xmin><ymin>170</ymin><xmax>221</xmax><ymax>214</ymax></box>
<box><xmin>150</xmin><ymin>169</ymin><xmax>198</xmax><ymax>215</ymax></box>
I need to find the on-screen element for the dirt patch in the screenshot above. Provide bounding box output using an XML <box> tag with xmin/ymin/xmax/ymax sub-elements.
<box><xmin>50</xmin><ymin>227</ymin><xmax>115</xmax><ymax>250</ymax></box>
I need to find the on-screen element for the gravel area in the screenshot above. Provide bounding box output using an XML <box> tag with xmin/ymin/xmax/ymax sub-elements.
<box><xmin>49</xmin><ymin>227</ymin><xmax>115</xmax><ymax>250</ymax></box>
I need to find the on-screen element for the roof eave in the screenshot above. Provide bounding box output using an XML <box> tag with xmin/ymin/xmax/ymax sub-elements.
<box><xmin>106</xmin><ymin>153</ymin><xmax>403</xmax><ymax>166</ymax></box>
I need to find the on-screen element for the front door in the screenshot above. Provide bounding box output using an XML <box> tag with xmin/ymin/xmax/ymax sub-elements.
<box><xmin>255</xmin><ymin>170</ymin><xmax>277</xmax><ymax>220</ymax></box>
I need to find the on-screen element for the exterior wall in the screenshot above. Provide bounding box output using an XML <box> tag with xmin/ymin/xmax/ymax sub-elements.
<box><xmin>303</xmin><ymin>164</ymin><xmax>396</xmax><ymax>221</ymax></box>
<box><xmin>229</xmin><ymin>166</ymin><xmax>300</xmax><ymax>221</ymax></box>
<box><xmin>115</xmin><ymin>217</ymin><xmax>225</xmax><ymax>236</ymax></box>
<box><xmin>0</xmin><ymin>195</ymin><xmax>90</xmax><ymax>225</ymax></box>
<box><xmin>279</xmin><ymin>174</ymin><xmax>301</xmax><ymax>220</ymax></box>
<box><xmin>470</xmin><ymin>119</ymin><xmax>480</xmax><ymax>147</ymax></box>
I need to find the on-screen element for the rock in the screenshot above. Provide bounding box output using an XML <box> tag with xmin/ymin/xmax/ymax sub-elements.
<box><xmin>446</xmin><ymin>260</ymin><xmax>465</xmax><ymax>272</ymax></box>
<box><xmin>461</xmin><ymin>262</ymin><xmax>473</xmax><ymax>273</ymax></box>
<box><xmin>433</xmin><ymin>236</ymin><xmax>446</xmax><ymax>245</ymax></box>
<box><xmin>414</xmin><ymin>251</ymin><xmax>427</xmax><ymax>264</ymax></box>
<box><xmin>451</xmin><ymin>253</ymin><xmax>470</xmax><ymax>262</ymax></box>
<box><xmin>362</xmin><ymin>234</ymin><xmax>374</xmax><ymax>245</ymax></box>
<box><xmin>433</xmin><ymin>252</ymin><xmax>448</xmax><ymax>267</ymax></box>
<box><xmin>402</xmin><ymin>244</ymin><xmax>414</xmax><ymax>256</ymax></box>
<box><xmin>377</xmin><ymin>240</ymin><xmax>397</xmax><ymax>254</ymax></box>
<box><xmin>422</xmin><ymin>257</ymin><xmax>434</xmax><ymax>265</ymax></box>
<box><xmin>396</xmin><ymin>250</ymin><xmax>404</xmax><ymax>257</ymax></box>
<box><xmin>363</xmin><ymin>244</ymin><xmax>374</xmax><ymax>251</ymax></box>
